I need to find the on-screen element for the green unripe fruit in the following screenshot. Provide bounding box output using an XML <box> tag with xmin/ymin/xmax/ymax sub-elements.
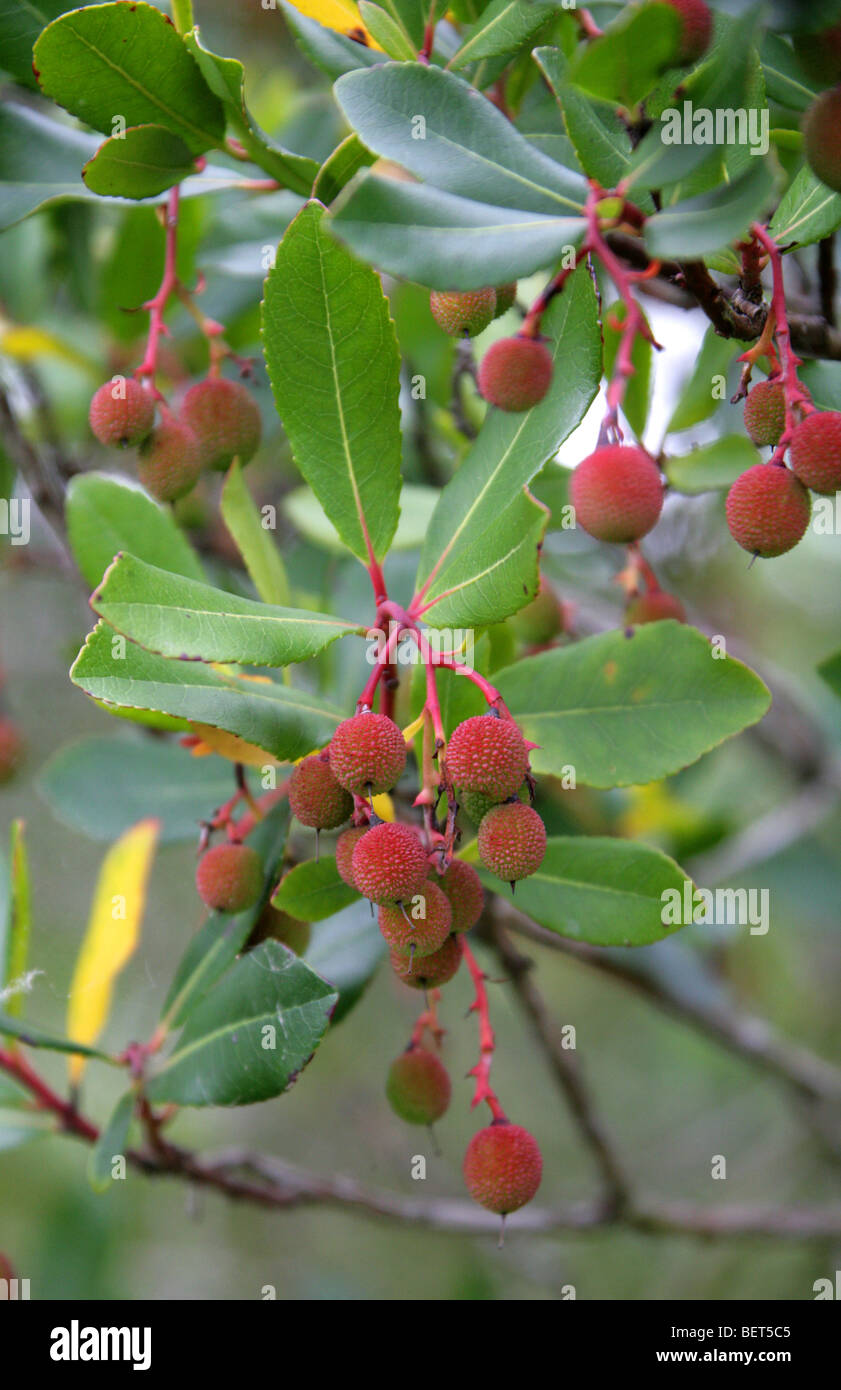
<box><xmin>478</xmin><ymin>336</ymin><xmax>553</xmax><ymax>412</ymax></box>
<box><xmin>196</xmin><ymin>842</ymin><xmax>263</xmax><ymax>914</ymax></box>
<box><xmin>386</xmin><ymin>1046</ymin><xmax>451</xmax><ymax>1125</ymax></box>
<box><xmin>352</xmin><ymin>821</ymin><xmax>429</xmax><ymax>903</ymax></box>
<box><xmin>789</xmin><ymin>411</ymin><xmax>841</xmax><ymax>494</ymax></box>
<box><xmin>478</xmin><ymin>801</ymin><xmax>546</xmax><ymax>883</ymax></box>
<box><xmin>438</xmin><ymin>859</ymin><xmax>484</xmax><ymax>933</ymax></box>
<box><xmin>803</xmin><ymin>87</ymin><xmax>841</xmax><ymax>194</ymax></box>
<box><xmin>492</xmin><ymin>283</ymin><xmax>517</xmax><ymax>318</ymax></box>
<box><xmin>463</xmin><ymin>1120</ymin><xmax>543</xmax><ymax>1214</ymax></box>
<box><xmin>570</xmin><ymin>445</ymin><xmax>664</xmax><ymax>543</ymax></box>
<box><xmin>378</xmin><ymin>880</ymin><xmax>452</xmax><ymax>959</ymax></box>
<box><xmin>329</xmin><ymin>711</ymin><xmax>406</xmax><ymax>796</ymax></box>
<box><xmin>181</xmin><ymin>378</ymin><xmax>262</xmax><ymax>471</ymax></box>
<box><xmin>246</xmin><ymin>905</ymin><xmax>311</xmax><ymax>955</ymax></box>
<box><xmin>446</xmin><ymin>714</ymin><xmax>528</xmax><ymax>804</ymax></box>
<box><xmin>510</xmin><ymin>577</ymin><xmax>563</xmax><ymax>645</ymax></box>
<box><xmin>137</xmin><ymin>417</ymin><xmax>202</xmax><ymax>502</ymax></box>
<box><xmin>288</xmin><ymin>755</ymin><xmax>353</xmax><ymax>830</ymax></box>
<box><xmin>0</xmin><ymin>717</ymin><xmax>24</xmax><ymax>784</ymax></box>
<box><xmin>429</xmin><ymin>288</ymin><xmax>496</xmax><ymax>337</ymax></box>
<box><xmin>624</xmin><ymin>591</ymin><xmax>686</xmax><ymax>625</ymax></box>
<box><xmin>89</xmin><ymin>378</ymin><xmax>155</xmax><ymax>448</ymax></box>
<box><xmin>390</xmin><ymin>933</ymin><xmax>463</xmax><ymax>990</ymax></box>
<box><xmin>662</xmin><ymin>0</ymin><xmax>713</xmax><ymax>64</ymax></box>
<box><xmin>335</xmin><ymin>825</ymin><xmax>368</xmax><ymax>888</ymax></box>
<box><xmin>743</xmin><ymin>381</ymin><xmax>786</xmax><ymax>447</ymax></box>
<box><xmin>725</xmin><ymin>463</ymin><xmax>811</xmax><ymax>558</ymax></box>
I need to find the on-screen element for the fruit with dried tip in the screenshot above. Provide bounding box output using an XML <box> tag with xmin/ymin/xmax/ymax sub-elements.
<box><xmin>0</xmin><ymin>717</ymin><xmax>24</xmax><ymax>784</ymax></box>
<box><xmin>446</xmin><ymin>714</ymin><xmax>528</xmax><ymax>804</ymax></box>
<box><xmin>511</xmin><ymin>577</ymin><xmax>564</xmax><ymax>645</ymax></box>
<box><xmin>335</xmin><ymin>825</ymin><xmax>368</xmax><ymax>887</ymax></box>
<box><xmin>246</xmin><ymin>906</ymin><xmax>310</xmax><ymax>955</ymax></box>
<box><xmin>386</xmin><ymin>1046</ymin><xmax>451</xmax><ymax>1125</ymax></box>
<box><xmin>137</xmin><ymin>416</ymin><xmax>202</xmax><ymax>502</ymax></box>
<box><xmin>390</xmin><ymin>933</ymin><xmax>463</xmax><ymax>990</ymax></box>
<box><xmin>492</xmin><ymin>283</ymin><xmax>517</xmax><ymax>318</ymax></box>
<box><xmin>571</xmin><ymin>445</ymin><xmax>663</xmax><ymax>543</ymax></box>
<box><xmin>438</xmin><ymin>859</ymin><xmax>484</xmax><ymax>933</ymax></box>
<box><xmin>725</xmin><ymin>463</ymin><xmax>811</xmax><ymax>558</ymax></box>
<box><xmin>289</xmin><ymin>755</ymin><xmax>353</xmax><ymax>830</ymax></box>
<box><xmin>478</xmin><ymin>335</ymin><xmax>553</xmax><ymax>412</ymax></box>
<box><xmin>430</xmin><ymin>288</ymin><xmax>496</xmax><ymax>337</ymax></box>
<box><xmin>196</xmin><ymin>842</ymin><xmax>263</xmax><ymax>914</ymax></box>
<box><xmin>181</xmin><ymin>378</ymin><xmax>262</xmax><ymax>471</ymax></box>
<box><xmin>463</xmin><ymin>1120</ymin><xmax>542</xmax><ymax>1214</ymax></box>
<box><xmin>329</xmin><ymin>711</ymin><xmax>406</xmax><ymax>796</ymax></box>
<box><xmin>478</xmin><ymin>801</ymin><xmax>546</xmax><ymax>883</ymax></box>
<box><xmin>89</xmin><ymin>378</ymin><xmax>155</xmax><ymax>448</ymax></box>
<box><xmin>625</xmin><ymin>591</ymin><xmax>686</xmax><ymax>625</ymax></box>
<box><xmin>803</xmin><ymin>87</ymin><xmax>841</xmax><ymax>194</ymax></box>
<box><xmin>743</xmin><ymin>381</ymin><xmax>786</xmax><ymax>447</ymax></box>
<box><xmin>352</xmin><ymin>821</ymin><xmax>429</xmax><ymax>903</ymax></box>
<box><xmin>378</xmin><ymin>881</ymin><xmax>452</xmax><ymax>958</ymax></box>
<box><xmin>662</xmin><ymin>0</ymin><xmax>713</xmax><ymax>64</ymax></box>
<box><xmin>789</xmin><ymin>411</ymin><xmax>841</xmax><ymax>494</ymax></box>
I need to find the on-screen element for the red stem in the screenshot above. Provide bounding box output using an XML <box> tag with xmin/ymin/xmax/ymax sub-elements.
<box><xmin>0</xmin><ymin>1047</ymin><xmax>99</xmax><ymax>1142</ymax></box>
<box><xmin>750</xmin><ymin>223</ymin><xmax>816</xmax><ymax>462</ymax></box>
<box><xmin>134</xmin><ymin>186</ymin><xmax>181</xmax><ymax>398</ymax></box>
<box><xmin>461</xmin><ymin>941</ymin><xmax>506</xmax><ymax>1121</ymax></box>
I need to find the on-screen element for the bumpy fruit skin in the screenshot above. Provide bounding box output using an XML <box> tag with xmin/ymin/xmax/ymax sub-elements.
<box><xmin>743</xmin><ymin>381</ymin><xmax>786</xmax><ymax>447</ymax></box>
<box><xmin>137</xmin><ymin>417</ymin><xmax>202</xmax><ymax>502</ymax></box>
<box><xmin>246</xmin><ymin>906</ymin><xmax>310</xmax><ymax>955</ymax></box>
<box><xmin>789</xmin><ymin>411</ymin><xmax>841</xmax><ymax>494</ymax></box>
<box><xmin>438</xmin><ymin>859</ymin><xmax>484</xmax><ymax>933</ymax></box>
<box><xmin>181</xmin><ymin>378</ymin><xmax>262</xmax><ymax>470</ymax></box>
<box><xmin>625</xmin><ymin>591</ymin><xmax>686</xmax><ymax>625</ymax></box>
<box><xmin>390</xmin><ymin>933</ymin><xmax>463</xmax><ymax>990</ymax></box>
<box><xmin>430</xmin><ymin>288</ymin><xmax>496</xmax><ymax>337</ymax></box>
<box><xmin>288</xmin><ymin>755</ymin><xmax>352</xmax><ymax>830</ymax></box>
<box><xmin>511</xmin><ymin>577</ymin><xmax>563</xmax><ymax>645</ymax></box>
<box><xmin>335</xmin><ymin>825</ymin><xmax>368</xmax><ymax>887</ymax></box>
<box><xmin>386</xmin><ymin>1046</ymin><xmax>451</xmax><ymax>1125</ymax></box>
<box><xmin>478</xmin><ymin>336</ymin><xmax>553</xmax><ymax>412</ymax></box>
<box><xmin>463</xmin><ymin>1121</ymin><xmax>542</xmax><ymax>1214</ymax></box>
<box><xmin>0</xmin><ymin>718</ymin><xmax>24</xmax><ymax>784</ymax></box>
<box><xmin>725</xmin><ymin>463</ymin><xmax>811</xmax><ymax>558</ymax></box>
<box><xmin>446</xmin><ymin>715</ymin><xmax>528</xmax><ymax>803</ymax></box>
<box><xmin>459</xmin><ymin>787</ymin><xmax>505</xmax><ymax>827</ymax></box>
<box><xmin>89</xmin><ymin>378</ymin><xmax>155</xmax><ymax>448</ymax></box>
<box><xmin>478</xmin><ymin>801</ymin><xmax>546</xmax><ymax>883</ymax></box>
<box><xmin>329</xmin><ymin>712</ymin><xmax>406</xmax><ymax>795</ymax></box>
<box><xmin>571</xmin><ymin>445</ymin><xmax>663</xmax><ymax>543</ymax></box>
<box><xmin>492</xmin><ymin>283</ymin><xmax>517</xmax><ymax>318</ymax></box>
<box><xmin>378</xmin><ymin>880</ymin><xmax>452</xmax><ymax>958</ymax></box>
<box><xmin>803</xmin><ymin>88</ymin><xmax>841</xmax><ymax>194</ymax></box>
<box><xmin>664</xmin><ymin>0</ymin><xmax>713</xmax><ymax>64</ymax></box>
<box><xmin>352</xmin><ymin>821</ymin><xmax>429</xmax><ymax>903</ymax></box>
<box><xmin>196</xmin><ymin>843</ymin><xmax>263</xmax><ymax>914</ymax></box>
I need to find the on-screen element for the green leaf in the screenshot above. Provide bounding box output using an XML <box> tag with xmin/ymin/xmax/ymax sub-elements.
<box><xmin>818</xmin><ymin>649</ymin><xmax>841</xmax><ymax>702</ymax></box>
<box><xmin>476</xmin><ymin>836</ymin><xmax>693</xmax><ymax>947</ymax></box>
<box><xmin>645</xmin><ymin>162</ymin><xmax>776</xmax><ymax>260</ymax></box>
<box><xmin>262</xmin><ymin>200</ymin><xmax>403</xmax><ymax>566</ymax></box>
<box><xmin>450</xmin><ymin>0</ymin><xmax>556</xmax><ymax>70</ymax></box>
<box><xmin>311</xmin><ymin>133</ymin><xmax>376</xmax><ymax>205</ymax></box>
<box><xmin>34</xmin><ymin>2</ymin><xmax>225</xmax><ymax>154</ymax></box>
<box><xmin>0</xmin><ymin>821</ymin><xmax>30</xmax><ymax>1022</ymax></box>
<box><xmin>90</xmin><ymin>554</ymin><xmax>361</xmax><ymax>666</ymax></box>
<box><xmin>221</xmin><ymin>462</ymin><xmax>290</xmax><ymax>607</ymax></box>
<box><xmin>415</xmin><ymin>264</ymin><xmax>600</xmax><ymax>625</ymax></box>
<box><xmin>494</xmin><ymin>623</ymin><xmax>771</xmax><ymax>788</ymax></box>
<box><xmin>0</xmin><ymin>1077</ymin><xmax>54</xmax><ymax>1152</ymax></box>
<box><xmin>284</xmin><ymin>482</ymin><xmax>438</xmax><ymax>554</ymax></box>
<box><xmin>331</xmin><ymin>173</ymin><xmax>586</xmax><ymax>289</ymax></box>
<box><xmin>71</xmin><ymin>622</ymin><xmax>344</xmax><ymax>761</ymax></box>
<box><xmin>81</xmin><ymin>124</ymin><xmax>196</xmax><ymax>200</ymax></box>
<box><xmin>769</xmin><ymin>163</ymin><xmax>841</xmax><ymax>248</ymax></box>
<box><xmin>88</xmin><ymin>1089</ymin><xmax>134</xmax><ymax>1193</ymax></box>
<box><xmin>760</xmin><ymin>34</ymin><xmax>817</xmax><ymax>113</ymax></box>
<box><xmin>568</xmin><ymin>2</ymin><xmax>683</xmax><ymax>111</ymax></box>
<box><xmin>0</xmin><ymin>1011</ymin><xmax>115</xmax><ymax>1059</ymax></box>
<box><xmin>334</xmin><ymin>61</ymin><xmax>587</xmax><ymax>214</ymax></box>
<box><xmin>303</xmin><ymin>899</ymin><xmax>385</xmax><ymax>1025</ymax></box>
<box><xmin>667</xmin><ymin>326</ymin><xmax>747</xmax><ymax>434</ymax></box>
<box><xmin>534</xmin><ymin>46</ymin><xmax>640</xmax><ymax>193</ymax></box>
<box><xmin>162</xmin><ymin>801</ymin><xmax>291</xmax><ymax>1028</ymax></box>
<box><xmin>800</xmin><ymin>359</ymin><xmax>841</xmax><ymax>412</ymax></box>
<box><xmin>281</xmin><ymin>1</ymin><xmax>383</xmax><ymax>80</ymax></box>
<box><xmin>272</xmin><ymin>858</ymin><xmax>359</xmax><ymax>922</ymax></box>
<box><xmin>358</xmin><ymin>2</ymin><xmax>416</xmax><ymax>59</ymax></box>
<box><xmin>147</xmin><ymin>940</ymin><xmax>337</xmax><ymax>1107</ymax></box>
<box><xmin>665</xmin><ymin>436</ymin><xmax>761</xmax><ymax>494</ymax></box>
<box><xmin>38</xmin><ymin>735</ymin><xmax>244</xmax><ymax>844</ymax></box>
<box><xmin>603</xmin><ymin>300</ymin><xmax>652</xmax><ymax>438</ymax></box>
<box><xmin>66</xmin><ymin>472</ymin><xmax>205</xmax><ymax>590</ymax></box>
<box><xmin>0</xmin><ymin>0</ymin><xmax>72</xmax><ymax>87</ymax></box>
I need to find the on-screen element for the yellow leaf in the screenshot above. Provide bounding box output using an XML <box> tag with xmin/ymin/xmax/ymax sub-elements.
<box><xmin>371</xmin><ymin>793</ymin><xmax>395</xmax><ymax>822</ymax></box>
<box><xmin>284</xmin><ymin>0</ymin><xmax>383</xmax><ymax>49</ymax></box>
<box><xmin>66</xmin><ymin>819</ymin><xmax>159</xmax><ymax>1083</ymax></box>
<box><xmin>0</xmin><ymin>322</ymin><xmax>97</xmax><ymax>372</ymax></box>
<box><xmin>188</xmin><ymin>723</ymin><xmax>281</xmax><ymax>768</ymax></box>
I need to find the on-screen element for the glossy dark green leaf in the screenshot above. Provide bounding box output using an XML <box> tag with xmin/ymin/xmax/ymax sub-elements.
<box><xmin>303</xmin><ymin>900</ymin><xmax>386</xmax><ymax>1026</ymax></box>
<box><xmin>769</xmin><ymin>164</ymin><xmax>841</xmax><ymax>248</ymax></box>
<box><xmin>645</xmin><ymin>162</ymin><xmax>776</xmax><ymax>260</ymax></box>
<box><xmin>66</xmin><ymin>472</ymin><xmax>205</xmax><ymax>589</ymax></box>
<box><xmin>568</xmin><ymin>2</ymin><xmax>683</xmax><ymax>110</ymax></box>
<box><xmin>272</xmin><ymin>859</ymin><xmax>359</xmax><ymax>922</ymax></box>
<box><xmin>450</xmin><ymin>0</ymin><xmax>556</xmax><ymax>70</ymax></box>
<box><xmin>81</xmin><ymin>124</ymin><xmax>196</xmax><ymax>199</ymax></box>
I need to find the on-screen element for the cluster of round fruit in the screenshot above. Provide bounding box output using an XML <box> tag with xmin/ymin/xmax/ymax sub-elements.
<box><xmin>429</xmin><ymin>284</ymin><xmax>555</xmax><ymax>415</ymax></box>
<box><xmin>728</xmin><ymin>383</ymin><xmax>841</xmax><ymax>557</ymax></box>
<box><xmin>88</xmin><ymin>375</ymin><xmax>261</xmax><ymax>503</ymax></box>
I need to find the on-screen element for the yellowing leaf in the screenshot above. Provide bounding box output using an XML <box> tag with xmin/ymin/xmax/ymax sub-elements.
<box><xmin>66</xmin><ymin>819</ymin><xmax>159</xmax><ymax>1083</ymax></box>
<box><xmin>189</xmin><ymin>723</ymin><xmax>281</xmax><ymax>768</ymax></box>
<box><xmin>284</xmin><ymin>0</ymin><xmax>383</xmax><ymax>48</ymax></box>
<box><xmin>371</xmin><ymin>792</ymin><xmax>394</xmax><ymax>821</ymax></box>
<box><xmin>0</xmin><ymin>323</ymin><xmax>97</xmax><ymax>372</ymax></box>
